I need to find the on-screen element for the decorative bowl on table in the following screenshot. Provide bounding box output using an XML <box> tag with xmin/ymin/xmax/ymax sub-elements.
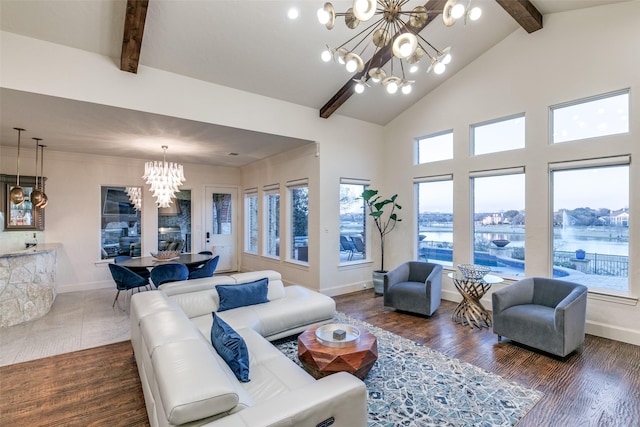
<box><xmin>457</xmin><ymin>264</ymin><xmax>491</xmax><ymax>280</ymax></box>
<box><xmin>150</xmin><ymin>250</ymin><xmax>181</xmax><ymax>260</ymax></box>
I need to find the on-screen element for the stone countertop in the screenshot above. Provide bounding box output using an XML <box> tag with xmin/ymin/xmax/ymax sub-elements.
<box><xmin>0</xmin><ymin>243</ymin><xmax>61</xmax><ymax>258</ymax></box>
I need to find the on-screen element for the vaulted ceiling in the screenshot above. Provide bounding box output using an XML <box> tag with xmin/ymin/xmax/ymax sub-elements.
<box><xmin>0</xmin><ymin>0</ymin><xmax>627</xmax><ymax>167</ymax></box>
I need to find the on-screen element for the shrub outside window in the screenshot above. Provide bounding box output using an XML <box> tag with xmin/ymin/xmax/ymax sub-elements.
<box><xmin>244</xmin><ymin>191</ymin><xmax>258</xmax><ymax>253</ymax></box>
<box><xmin>264</xmin><ymin>190</ymin><xmax>280</xmax><ymax>258</ymax></box>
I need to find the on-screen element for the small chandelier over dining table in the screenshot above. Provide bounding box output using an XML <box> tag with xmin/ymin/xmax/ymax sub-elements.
<box><xmin>317</xmin><ymin>0</ymin><xmax>481</xmax><ymax>95</ymax></box>
<box><xmin>142</xmin><ymin>145</ymin><xmax>185</xmax><ymax>208</ymax></box>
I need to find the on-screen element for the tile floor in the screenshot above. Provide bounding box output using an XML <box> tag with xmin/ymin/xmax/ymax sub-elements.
<box><xmin>0</xmin><ymin>287</ymin><xmax>136</xmax><ymax>367</ymax></box>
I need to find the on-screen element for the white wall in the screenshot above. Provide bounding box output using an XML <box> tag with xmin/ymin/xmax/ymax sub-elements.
<box><xmin>382</xmin><ymin>2</ymin><xmax>640</xmax><ymax>345</ymax></box>
<box><xmin>0</xmin><ymin>31</ymin><xmax>384</xmax><ymax>295</ymax></box>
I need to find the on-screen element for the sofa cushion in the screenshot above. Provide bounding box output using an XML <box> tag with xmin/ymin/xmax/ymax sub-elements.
<box><xmin>217</xmin><ymin>278</ymin><xmax>269</xmax><ymax>312</ymax></box>
<box><xmin>232</xmin><ymin>270</ymin><xmax>286</xmax><ymax>301</ymax></box>
<box><xmin>152</xmin><ymin>339</ymin><xmax>239</xmax><ymax>425</ymax></box>
<box><xmin>211</xmin><ymin>313</ymin><xmax>250</xmax><ymax>382</ymax></box>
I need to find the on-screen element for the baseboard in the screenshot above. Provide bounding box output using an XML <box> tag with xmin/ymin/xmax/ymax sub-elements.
<box><xmin>443</xmin><ymin>288</ymin><xmax>640</xmax><ymax>346</ymax></box>
<box><xmin>586</xmin><ymin>320</ymin><xmax>640</xmax><ymax>346</ymax></box>
<box><xmin>320</xmin><ymin>280</ymin><xmax>372</xmax><ymax>297</ymax></box>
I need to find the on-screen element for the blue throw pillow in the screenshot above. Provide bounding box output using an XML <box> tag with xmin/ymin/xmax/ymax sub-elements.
<box><xmin>216</xmin><ymin>278</ymin><xmax>269</xmax><ymax>312</ymax></box>
<box><xmin>210</xmin><ymin>313</ymin><xmax>250</xmax><ymax>382</ymax></box>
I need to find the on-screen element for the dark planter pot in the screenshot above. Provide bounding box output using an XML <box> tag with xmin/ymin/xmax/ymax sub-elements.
<box><xmin>373</xmin><ymin>270</ymin><xmax>386</xmax><ymax>295</ymax></box>
<box><xmin>575</xmin><ymin>249</ymin><xmax>586</xmax><ymax>260</ymax></box>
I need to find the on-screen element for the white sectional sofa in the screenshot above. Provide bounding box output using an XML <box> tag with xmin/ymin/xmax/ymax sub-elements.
<box><xmin>130</xmin><ymin>270</ymin><xmax>368</xmax><ymax>427</ymax></box>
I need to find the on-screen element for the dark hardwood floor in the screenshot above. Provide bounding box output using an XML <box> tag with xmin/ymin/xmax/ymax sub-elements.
<box><xmin>337</xmin><ymin>289</ymin><xmax>640</xmax><ymax>427</ymax></box>
<box><xmin>1</xmin><ymin>290</ymin><xmax>638</xmax><ymax>426</ymax></box>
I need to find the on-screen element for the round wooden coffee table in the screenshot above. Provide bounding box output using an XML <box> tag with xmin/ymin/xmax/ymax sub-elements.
<box><xmin>298</xmin><ymin>324</ymin><xmax>378</xmax><ymax>380</ymax></box>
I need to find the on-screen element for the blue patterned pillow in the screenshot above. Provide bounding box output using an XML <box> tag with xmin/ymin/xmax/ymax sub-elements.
<box><xmin>216</xmin><ymin>278</ymin><xmax>269</xmax><ymax>312</ymax></box>
<box><xmin>210</xmin><ymin>313</ymin><xmax>250</xmax><ymax>382</ymax></box>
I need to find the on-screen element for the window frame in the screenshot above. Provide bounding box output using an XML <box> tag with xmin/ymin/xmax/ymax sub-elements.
<box><xmin>243</xmin><ymin>189</ymin><xmax>258</xmax><ymax>254</ymax></box>
<box><xmin>339</xmin><ymin>178</ymin><xmax>369</xmax><ymax>264</ymax></box>
<box><xmin>471</xmin><ymin>113</ymin><xmax>525</xmax><ymax>156</ymax></box>
<box><xmin>415</xmin><ymin>175</ymin><xmax>454</xmax><ymax>267</ymax></box>
<box><xmin>262</xmin><ymin>185</ymin><xmax>280</xmax><ymax>259</ymax></box>
<box><xmin>286</xmin><ymin>179</ymin><xmax>309</xmax><ymax>265</ymax></box>
<box><xmin>415</xmin><ymin>129</ymin><xmax>454</xmax><ymax>165</ymax></box>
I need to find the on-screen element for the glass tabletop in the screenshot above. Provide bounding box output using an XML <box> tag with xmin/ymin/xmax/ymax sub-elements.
<box><xmin>447</xmin><ymin>272</ymin><xmax>504</xmax><ymax>285</ymax></box>
<box><xmin>116</xmin><ymin>253</ymin><xmax>211</xmax><ymax>268</ymax></box>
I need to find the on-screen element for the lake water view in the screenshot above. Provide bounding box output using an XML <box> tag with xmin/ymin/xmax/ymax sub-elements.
<box><xmin>420</xmin><ymin>224</ymin><xmax>629</xmax><ymax>256</ymax></box>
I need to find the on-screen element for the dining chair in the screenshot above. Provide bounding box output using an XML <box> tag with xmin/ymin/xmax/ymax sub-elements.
<box><xmin>150</xmin><ymin>263</ymin><xmax>189</xmax><ymax>288</ymax></box>
<box><xmin>188</xmin><ymin>255</ymin><xmax>219</xmax><ymax>279</ymax></box>
<box><xmin>108</xmin><ymin>263</ymin><xmax>150</xmax><ymax>308</ymax></box>
<box><xmin>114</xmin><ymin>255</ymin><xmax>151</xmax><ymax>281</ymax></box>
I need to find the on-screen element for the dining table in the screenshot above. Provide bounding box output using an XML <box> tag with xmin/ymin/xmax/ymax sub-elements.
<box><xmin>115</xmin><ymin>253</ymin><xmax>211</xmax><ymax>269</ymax></box>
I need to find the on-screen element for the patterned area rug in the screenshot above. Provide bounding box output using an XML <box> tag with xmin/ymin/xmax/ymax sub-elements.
<box><xmin>273</xmin><ymin>312</ymin><xmax>543</xmax><ymax>427</ymax></box>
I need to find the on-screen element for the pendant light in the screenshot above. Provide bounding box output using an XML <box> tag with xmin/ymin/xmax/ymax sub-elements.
<box><xmin>37</xmin><ymin>144</ymin><xmax>49</xmax><ymax>208</ymax></box>
<box><xmin>9</xmin><ymin>127</ymin><xmax>26</xmax><ymax>206</ymax></box>
<box><xmin>30</xmin><ymin>138</ymin><xmax>46</xmax><ymax>207</ymax></box>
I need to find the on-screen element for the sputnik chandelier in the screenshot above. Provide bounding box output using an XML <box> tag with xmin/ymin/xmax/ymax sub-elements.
<box><xmin>142</xmin><ymin>145</ymin><xmax>185</xmax><ymax>208</ymax></box>
<box><xmin>317</xmin><ymin>0</ymin><xmax>482</xmax><ymax>95</ymax></box>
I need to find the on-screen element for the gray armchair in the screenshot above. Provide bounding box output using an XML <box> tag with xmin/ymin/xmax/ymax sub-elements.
<box><xmin>492</xmin><ymin>277</ymin><xmax>588</xmax><ymax>357</ymax></box>
<box><xmin>383</xmin><ymin>261</ymin><xmax>442</xmax><ymax>316</ymax></box>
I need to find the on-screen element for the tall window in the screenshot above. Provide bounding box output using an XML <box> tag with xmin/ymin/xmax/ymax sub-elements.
<box><xmin>100</xmin><ymin>186</ymin><xmax>142</xmax><ymax>259</ymax></box>
<box><xmin>472</xmin><ymin>171</ymin><xmax>525</xmax><ymax>276</ymax></box>
<box><xmin>263</xmin><ymin>187</ymin><xmax>280</xmax><ymax>258</ymax></box>
<box><xmin>472</xmin><ymin>114</ymin><xmax>525</xmax><ymax>156</ymax></box>
<box><xmin>289</xmin><ymin>182</ymin><xmax>308</xmax><ymax>263</ymax></box>
<box><xmin>339</xmin><ymin>180</ymin><xmax>367</xmax><ymax>262</ymax></box>
<box><xmin>416</xmin><ymin>130</ymin><xmax>453</xmax><ymax>164</ymax></box>
<box><xmin>416</xmin><ymin>178</ymin><xmax>453</xmax><ymax>266</ymax></box>
<box><xmin>158</xmin><ymin>189</ymin><xmax>191</xmax><ymax>253</ymax></box>
<box><xmin>244</xmin><ymin>190</ymin><xmax>258</xmax><ymax>254</ymax></box>
<box><xmin>551</xmin><ymin>162</ymin><xmax>629</xmax><ymax>292</ymax></box>
<box><xmin>551</xmin><ymin>90</ymin><xmax>629</xmax><ymax>144</ymax></box>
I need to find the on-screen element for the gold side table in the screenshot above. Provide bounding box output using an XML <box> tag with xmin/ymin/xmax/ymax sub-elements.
<box><xmin>448</xmin><ymin>272</ymin><xmax>503</xmax><ymax>329</ymax></box>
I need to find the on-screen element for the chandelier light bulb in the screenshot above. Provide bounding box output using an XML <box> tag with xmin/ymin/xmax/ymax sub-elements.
<box><xmin>401</xmin><ymin>84</ymin><xmax>412</xmax><ymax>95</ymax></box>
<box><xmin>355</xmin><ymin>82</ymin><xmax>365</xmax><ymax>94</ymax></box>
<box><xmin>451</xmin><ymin>3</ymin><xmax>466</xmax><ymax>19</ymax></box>
<box><xmin>434</xmin><ymin>61</ymin><xmax>446</xmax><ymax>75</ymax></box>
<box><xmin>287</xmin><ymin>8</ymin><xmax>299</xmax><ymax>20</ymax></box>
<box><xmin>468</xmin><ymin>7</ymin><xmax>482</xmax><ymax>21</ymax></box>
<box><xmin>386</xmin><ymin>81</ymin><xmax>398</xmax><ymax>94</ymax></box>
<box><xmin>442</xmin><ymin>53</ymin><xmax>452</xmax><ymax>65</ymax></box>
<box><xmin>321</xmin><ymin>49</ymin><xmax>333</xmax><ymax>62</ymax></box>
<box><xmin>345</xmin><ymin>58</ymin><xmax>357</xmax><ymax>72</ymax></box>
<box><xmin>399</xmin><ymin>42</ymin><xmax>413</xmax><ymax>58</ymax></box>
<box><xmin>409</xmin><ymin>65</ymin><xmax>419</xmax><ymax>73</ymax></box>
<box><xmin>317</xmin><ymin>8</ymin><xmax>330</xmax><ymax>24</ymax></box>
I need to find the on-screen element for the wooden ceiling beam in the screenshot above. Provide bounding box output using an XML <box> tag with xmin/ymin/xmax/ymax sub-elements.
<box><xmin>495</xmin><ymin>0</ymin><xmax>543</xmax><ymax>33</ymax></box>
<box><xmin>120</xmin><ymin>0</ymin><xmax>149</xmax><ymax>73</ymax></box>
<box><xmin>319</xmin><ymin>0</ymin><xmax>447</xmax><ymax>119</ymax></box>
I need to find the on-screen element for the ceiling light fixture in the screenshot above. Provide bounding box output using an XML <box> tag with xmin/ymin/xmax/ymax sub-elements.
<box><xmin>318</xmin><ymin>0</ymin><xmax>481</xmax><ymax>95</ymax></box>
<box><xmin>142</xmin><ymin>145</ymin><xmax>185</xmax><ymax>208</ymax></box>
<box><xmin>37</xmin><ymin>144</ymin><xmax>49</xmax><ymax>208</ymax></box>
<box><xmin>30</xmin><ymin>138</ymin><xmax>48</xmax><ymax>208</ymax></box>
<box><xmin>125</xmin><ymin>186</ymin><xmax>142</xmax><ymax>211</ymax></box>
<box><xmin>10</xmin><ymin>127</ymin><xmax>26</xmax><ymax>206</ymax></box>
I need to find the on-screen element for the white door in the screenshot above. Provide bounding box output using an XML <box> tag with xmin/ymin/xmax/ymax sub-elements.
<box><xmin>203</xmin><ymin>186</ymin><xmax>238</xmax><ymax>272</ymax></box>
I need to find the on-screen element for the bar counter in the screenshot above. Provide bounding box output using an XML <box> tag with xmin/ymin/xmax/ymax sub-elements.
<box><xmin>0</xmin><ymin>243</ymin><xmax>60</xmax><ymax>328</ymax></box>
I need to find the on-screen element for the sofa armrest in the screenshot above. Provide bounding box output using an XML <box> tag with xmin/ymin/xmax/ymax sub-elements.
<box><xmin>492</xmin><ymin>277</ymin><xmax>535</xmax><ymax>315</ymax></box>
<box><xmin>425</xmin><ymin>264</ymin><xmax>442</xmax><ymax>289</ymax></box>
<box><xmin>384</xmin><ymin>263</ymin><xmax>409</xmax><ymax>292</ymax></box>
<box><xmin>207</xmin><ymin>372</ymin><xmax>367</xmax><ymax>427</ymax></box>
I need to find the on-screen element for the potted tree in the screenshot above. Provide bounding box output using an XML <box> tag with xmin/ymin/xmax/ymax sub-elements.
<box><xmin>362</xmin><ymin>189</ymin><xmax>402</xmax><ymax>295</ymax></box>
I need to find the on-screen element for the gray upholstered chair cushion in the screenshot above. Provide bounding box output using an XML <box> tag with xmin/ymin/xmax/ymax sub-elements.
<box><xmin>492</xmin><ymin>277</ymin><xmax>588</xmax><ymax>357</ymax></box>
<box><xmin>383</xmin><ymin>261</ymin><xmax>442</xmax><ymax>316</ymax></box>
